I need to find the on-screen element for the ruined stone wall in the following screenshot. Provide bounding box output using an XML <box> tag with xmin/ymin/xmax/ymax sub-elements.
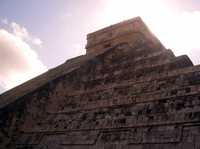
<box><xmin>1</xmin><ymin>17</ymin><xmax>200</xmax><ymax>149</ymax></box>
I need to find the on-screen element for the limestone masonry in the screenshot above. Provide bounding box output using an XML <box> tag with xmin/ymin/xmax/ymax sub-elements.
<box><xmin>1</xmin><ymin>17</ymin><xmax>200</xmax><ymax>149</ymax></box>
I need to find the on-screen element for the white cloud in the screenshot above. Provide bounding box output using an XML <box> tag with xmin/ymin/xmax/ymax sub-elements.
<box><xmin>0</xmin><ymin>29</ymin><xmax>47</xmax><ymax>90</ymax></box>
<box><xmin>32</xmin><ymin>38</ymin><xmax>43</xmax><ymax>46</ymax></box>
<box><xmin>8</xmin><ymin>21</ymin><xmax>43</xmax><ymax>46</ymax></box>
<box><xmin>10</xmin><ymin>22</ymin><xmax>29</xmax><ymax>40</ymax></box>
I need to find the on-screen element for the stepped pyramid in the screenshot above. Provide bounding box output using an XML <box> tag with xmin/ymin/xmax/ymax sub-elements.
<box><xmin>1</xmin><ymin>17</ymin><xmax>200</xmax><ymax>149</ymax></box>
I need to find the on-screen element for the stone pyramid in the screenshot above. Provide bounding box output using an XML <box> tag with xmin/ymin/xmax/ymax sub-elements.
<box><xmin>1</xmin><ymin>17</ymin><xmax>200</xmax><ymax>149</ymax></box>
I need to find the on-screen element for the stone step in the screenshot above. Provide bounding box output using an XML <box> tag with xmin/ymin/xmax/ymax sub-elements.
<box><xmin>80</xmin><ymin>55</ymin><xmax>192</xmax><ymax>90</ymax></box>
<box><xmin>49</xmin><ymin>83</ymin><xmax>200</xmax><ymax>113</ymax></box>
<box><xmin>22</xmin><ymin>92</ymin><xmax>200</xmax><ymax>133</ymax></box>
<box><xmin>64</xmin><ymin>65</ymin><xmax>200</xmax><ymax>97</ymax></box>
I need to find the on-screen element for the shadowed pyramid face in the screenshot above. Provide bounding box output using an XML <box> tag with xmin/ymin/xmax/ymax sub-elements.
<box><xmin>1</xmin><ymin>17</ymin><xmax>200</xmax><ymax>149</ymax></box>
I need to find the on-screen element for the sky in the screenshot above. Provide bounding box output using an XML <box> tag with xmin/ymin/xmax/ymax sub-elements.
<box><xmin>0</xmin><ymin>0</ymin><xmax>200</xmax><ymax>93</ymax></box>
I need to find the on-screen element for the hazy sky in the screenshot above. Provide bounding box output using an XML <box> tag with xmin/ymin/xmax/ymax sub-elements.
<box><xmin>0</xmin><ymin>0</ymin><xmax>200</xmax><ymax>93</ymax></box>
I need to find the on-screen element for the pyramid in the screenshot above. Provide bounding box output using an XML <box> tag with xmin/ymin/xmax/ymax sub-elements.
<box><xmin>1</xmin><ymin>17</ymin><xmax>200</xmax><ymax>149</ymax></box>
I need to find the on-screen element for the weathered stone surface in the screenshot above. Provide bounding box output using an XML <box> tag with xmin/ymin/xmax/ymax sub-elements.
<box><xmin>0</xmin><ymin>16</ymin><xmax>200</xmax><ymax>149</ymax></box>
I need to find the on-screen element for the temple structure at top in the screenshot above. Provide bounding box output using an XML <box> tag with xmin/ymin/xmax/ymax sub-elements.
<box><xmin>86</xmin><ymin>17</ymin><xmax>164</xmax><ymax>54</ymax></box>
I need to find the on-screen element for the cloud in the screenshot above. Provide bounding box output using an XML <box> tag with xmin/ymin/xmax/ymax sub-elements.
<box><xmin>0</xmin><ymin>19</ymin><xmax>43</xmax><ymax>47</ymax></box>
<box><xmin>10</xmin><ymin>22</ymin><xmax>43</xmax><ymax>47</ymax></box>
<box><xmin>0</xmin><ymin>29</ymin><xmax>47</xmax><ymax>90</ymax></box>
<box><xmin>32</xmin><ymin>38</ymin><xmax>43</xmax><ymax>46</ymax></box>
<box><xmin>10</xmin><ymin>22</ymin><xmax>29</xmax><ymax>40</ymax></box>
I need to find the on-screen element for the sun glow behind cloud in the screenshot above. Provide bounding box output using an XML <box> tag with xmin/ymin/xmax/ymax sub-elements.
<box><xmin>99</xmin><ymin>0</ymin><xmax>200</xmax><ymax>64</ymax></box>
